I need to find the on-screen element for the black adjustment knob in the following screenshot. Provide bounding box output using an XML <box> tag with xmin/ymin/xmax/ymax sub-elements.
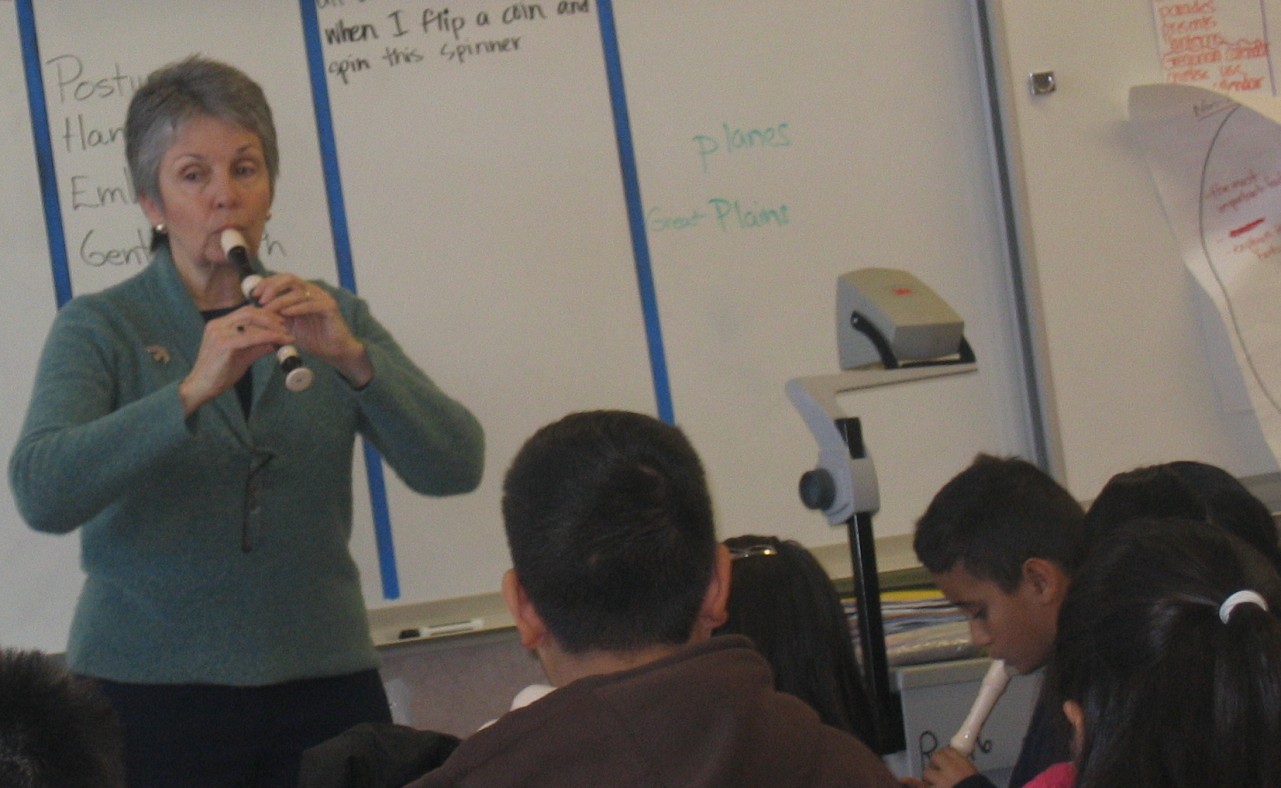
<box><xmin>798</xmin><ymin>469</ymin><xmax>835</xmax><ymax>511</ymax></box>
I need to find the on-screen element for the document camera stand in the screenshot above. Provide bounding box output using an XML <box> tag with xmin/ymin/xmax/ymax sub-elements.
<box><xmin>788</xmin><ymin>268</ymin><xmax>976</xmax><ymax>755</ymax></box>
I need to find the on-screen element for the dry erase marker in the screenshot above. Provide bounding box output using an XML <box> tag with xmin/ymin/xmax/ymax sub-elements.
<box><xmin>398</xmin><ymin>617</ymin><xmax>485</xmax><ymax>640</ymax></box>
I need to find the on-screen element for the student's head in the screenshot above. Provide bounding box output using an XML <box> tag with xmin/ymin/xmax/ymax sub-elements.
<box><xmin>715</xmin><ymin>535</ymin><xmax>877</xmax><ymax>745</ymax></box>
<box><xmin>1085</xmin><ymin>460</ymin><xmax>1281</xmax><ymax>574</ymax></box>
<box><xmin>501</xmin><ymin>410</ymin><xmax>725</xmax><ymax>657</ymax></box>
<box><xmin>1050</xmin><ymin>517</ymin><xmax>1281</xmax><ymax>787</ymax></box>
<box><xmin>0</xmin><ymin>649</ymin><xmax>126</xmax><ymax>788</ymax></box>
<box><xmin>913</xmin><ymin>454</ymin><xmax>1085</xmax><ymax>673</ymax></box>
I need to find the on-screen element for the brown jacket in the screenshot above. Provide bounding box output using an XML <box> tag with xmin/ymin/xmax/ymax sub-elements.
<box><xmin>406</xmin><ymin>635</ymin><xmax>900</xmax><ymax>787</ymax></box>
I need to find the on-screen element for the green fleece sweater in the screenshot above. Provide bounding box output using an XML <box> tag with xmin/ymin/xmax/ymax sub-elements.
<box><xmin>9</xmin><ymin>249</ymin><xmax>483</xmax><ymax>685</ymax></box>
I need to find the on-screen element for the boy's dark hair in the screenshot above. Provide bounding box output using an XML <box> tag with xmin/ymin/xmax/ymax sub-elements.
<box><xmin>0</xmin><ymin>649</ymin><xmax>126</xmax><ymax>788</ymax></box>
<box><xmin>913</xmin><ymin>454</ymin><xmax>1085</xmax><ymax>591</ymax></box>
<box><xmin>1050</xmin><ymin>517</ymin><xmax>1281</xmax><ymax>787</ymax></box>
<box><xmin>716</xmin><ymin>535</ymin><xmax>877</xmax><ymax>747</ymax></box>
<box><xmin>1085</xmin><ymin>461</ymin><xmax>1281</xmax><ymax>575</ymax></box>
<box><xmin>502</xmin><ymin>410</ymin><xmax>717</xmax><ymax>654</ymax></box>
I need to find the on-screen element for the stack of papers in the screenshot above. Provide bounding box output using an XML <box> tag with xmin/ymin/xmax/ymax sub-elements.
<box><xmin>843</xmin><ymin>589</ymin><xmax>981</xmax><ymax>667</ymax></box>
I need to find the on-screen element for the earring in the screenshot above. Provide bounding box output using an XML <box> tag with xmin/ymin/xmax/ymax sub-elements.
<box><xmin>154</xmin><ymin>223</ymin><xmax>166</xmax><ymax>235</ymax></box>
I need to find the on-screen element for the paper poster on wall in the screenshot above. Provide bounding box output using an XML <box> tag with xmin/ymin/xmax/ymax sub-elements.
<box><xmin>1130</xmin><ymin>83</ymin><xmax>1281</xmax><ymax>462</ymax></box>
<box><xmin>1150</xmin><ymin>0</ymin><xmax>1272</xmax><ymax>93</ymax></box>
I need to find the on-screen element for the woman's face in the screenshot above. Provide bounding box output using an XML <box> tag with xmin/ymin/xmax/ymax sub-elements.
<box><xmin>140</xmin><ymin>114</ymin><xmax>273</xmax><ymax>279</ymax></box>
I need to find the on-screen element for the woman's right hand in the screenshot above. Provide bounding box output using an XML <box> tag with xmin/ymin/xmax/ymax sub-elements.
<box><xmin>178</xmin><ymin>305</ymin><xmax>296</xmax><ymax>415</ymax></box>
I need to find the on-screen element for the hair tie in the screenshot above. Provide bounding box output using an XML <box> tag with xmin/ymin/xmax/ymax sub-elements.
<box><xmin>1219</xmin><ymin>590</ymin><xmax>1269</xmax><ymax>624</ymax></box>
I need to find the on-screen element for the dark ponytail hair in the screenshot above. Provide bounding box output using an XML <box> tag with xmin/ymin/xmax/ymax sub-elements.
<box><xmin>1050</xmin><ymin>517</ymin><xmax>1281</xmax><ymax>788</ymax></box>
<box><xmin>716</xmin><ymin>535</ymin><xmax>878</xmax><ymax>747</ymax></box>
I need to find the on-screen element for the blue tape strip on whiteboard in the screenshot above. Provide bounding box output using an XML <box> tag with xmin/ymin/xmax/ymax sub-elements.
<box><xmin>595</xmin><ymin>0</ymin><xmax>675</xmax><ymax>425</ymax></box>
<box><xmin>15</xmin><ymin>0</ymin><xmax>73</xmax><ymax>308</ymax></box>
<box><xmin>298</xmin><ymin>0</ymin><xmax>400</xmax><ymax>600</ymax></box>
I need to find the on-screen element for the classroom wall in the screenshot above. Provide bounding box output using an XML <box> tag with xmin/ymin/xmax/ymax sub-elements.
<box><xmin>982</xmin><ymin>0</ymin><xmax>1281</xmax><ymax>497</ymax></box>
<box><xmin>379</xmin><ymin>630</ymin><xmax>545</xmax><ymax>736</ymax></box>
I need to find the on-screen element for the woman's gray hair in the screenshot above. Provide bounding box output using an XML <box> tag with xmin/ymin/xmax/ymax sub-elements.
<box><xmin>125</xmin><ymin>55</ymin><xmax>279</xmax><ymax>207</ymax></box>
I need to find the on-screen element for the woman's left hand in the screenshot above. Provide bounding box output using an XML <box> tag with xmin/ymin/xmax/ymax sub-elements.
<box><xmin>249</xmin><ymin>274</ymin><xmax>374</xmax><ymax>387</ymax></box>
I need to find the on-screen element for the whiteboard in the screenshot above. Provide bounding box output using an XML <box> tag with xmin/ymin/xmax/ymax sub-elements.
<box><xmin>2</xmin><ymin>1</ymin><xmax>1037</xmax><ymax>651</ymax></box>
<box><xmin>609</xmin><ymin>1</ymin><xmax>1035</xmax><ymax>574</ymax></box>
<box><xmin>981</xmin><ymin>0</ymin><xmax>1281</xmax><ymax>500</ymax></box>
<box><xmin>0</xmin><ymin>1</ymin><xmax>80</xmax><ymax>651</ymax></box>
